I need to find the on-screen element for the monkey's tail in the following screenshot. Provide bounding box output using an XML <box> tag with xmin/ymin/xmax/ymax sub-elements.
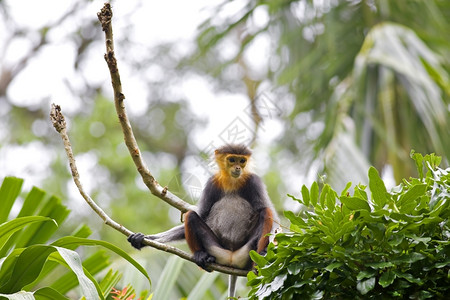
<box><xmin>228</xmin><ymin>275</ymin><xmax>237</xmax><ymax>298</ymax></box>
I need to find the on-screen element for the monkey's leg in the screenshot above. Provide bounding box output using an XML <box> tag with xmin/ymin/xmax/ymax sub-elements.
<box><xmin>184</xmin><ymin>211</ymin><xmax>231</xmax><ymax>270</ymax></box>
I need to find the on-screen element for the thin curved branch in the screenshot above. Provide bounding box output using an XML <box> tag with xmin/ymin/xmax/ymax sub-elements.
<box><xmin>97</xmin><ymin>3</ymin><xmax>195</xmax><ymax>213</ymax></box>
<box><xmin>50</xmin><ymin>104</ymin><xmax>248</xmax><ymax>277</ymax></box>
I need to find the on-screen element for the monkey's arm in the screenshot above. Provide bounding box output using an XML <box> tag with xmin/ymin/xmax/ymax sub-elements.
<box><xmin>254</xmin><ymin>207</ymin><xmax>275</xmax><ymax>254</ymax></box>
<box><xmin>128</xmin><ymin>224</ymin><xmax>185</xmax><ymax>250</ymax></box>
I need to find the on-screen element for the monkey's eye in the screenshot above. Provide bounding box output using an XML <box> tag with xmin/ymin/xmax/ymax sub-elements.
<box><xmin>228</xmin><ymin>157</ymin><xmax>235</xmax><ymax>163</ymax></box>
<box><xmin>240</xmin><ymin>158</ymin><xmax>246</xmax><ymax>164</ymax></box>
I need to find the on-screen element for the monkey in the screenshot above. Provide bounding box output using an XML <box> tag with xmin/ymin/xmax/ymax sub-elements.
<box><xmin>128</xmin><ymin>144</ymin><xmax>279</xmax><ymax>295</ymax></box>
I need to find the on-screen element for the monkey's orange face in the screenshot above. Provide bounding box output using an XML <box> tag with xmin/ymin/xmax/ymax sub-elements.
<box><xmin>226</xmin><ymin>155</ymin><xmax>248</xmax><ymax>178</ymax></box>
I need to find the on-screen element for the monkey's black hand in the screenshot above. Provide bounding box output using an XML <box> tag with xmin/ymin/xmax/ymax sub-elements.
<box><xmin>127</xmin><ymin>232</ymin><xmax>146</xmax><ymax>250</ymax></box>
<box><xmin>193</xmin><ymin>250</ymin><xmax>216</xmax><ymax>272</ymax></box>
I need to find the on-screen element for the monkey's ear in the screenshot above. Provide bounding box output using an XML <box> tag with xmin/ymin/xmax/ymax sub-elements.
<box><xmin>214</xmin><ymin>150</ymin><xmax>219</xmax><ymax>155</ymax></box>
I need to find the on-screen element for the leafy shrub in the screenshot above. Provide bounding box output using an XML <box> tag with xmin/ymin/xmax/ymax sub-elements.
<box><xmin>248</xmin><ymin>153</ymin><xmax>449</xmax><ymax>299</ymax></box>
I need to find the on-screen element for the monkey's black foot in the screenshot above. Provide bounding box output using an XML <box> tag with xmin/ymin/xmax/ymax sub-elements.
<box><xmin>193</xmin><ymin>251</ymin><xmax>216</xmax><ymax>271</ymax></box>
<box><xmin>127</xmin><ymin>232</ymin><xmax>146</xmax><ymax>250</ymax></box>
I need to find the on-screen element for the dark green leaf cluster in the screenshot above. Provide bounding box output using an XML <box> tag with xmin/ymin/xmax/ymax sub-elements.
<box><xmin>248</xmin><ymin>153</ymin><xmax>450</xmax><ymax>299</ymax></box>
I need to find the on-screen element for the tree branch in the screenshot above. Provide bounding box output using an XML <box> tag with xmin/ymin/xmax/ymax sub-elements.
<box><xmin>96</xmin><ymin>3</ymin><xmax>195</xmax><ymax>213</ymax></box>
<box><xmin>50</xmin><ymin>2</ymin><xmax>251</xmax><ymax>277</ymax></box>
<box><xmin>50</xmin><ymin>104</ymin><xmax>248</xmax><ymax>277</ymax></box>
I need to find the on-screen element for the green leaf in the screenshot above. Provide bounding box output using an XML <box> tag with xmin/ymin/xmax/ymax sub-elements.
<box><xmin>340</xmin><ymin>196</ymin><xmax>371</xmax><ymax>211</ymax></box>
<box><xmin>398</xmin><ymin>184</ymin><xmax>427</xmax><ymax>209</ymax></box>
<box><xmin>50</xmin><ymin>250</ymin><xmax>111</xmax><ymax>294</ymax></box>
<box><xmin>310</xmin><ymin>181</ymin><xmax>319</xmax><ymax>207</ymax></box>
<box><xmin>357</xmin><ymin>277</ymin><xmax>375</xmax><ymax>295</ymax></box>
<box><xmin>250</xmin><ymin>250</ymin><xmax>268</xmax><ymax>267</ymax></box>
<box><xmin>366</xmin><ymin>261</ymin><xmax>394</xmax><ymax>269</ymax></box>
<box><xmin>34</xmin><ymin>287</ymin><xmax>70</xmax><ymax>300</ymax></box>
<box><xmin>186</xmin><ymin>272</ymin><xmax>220</xmax><ymax>300</ymax></box>
<box><xmin>379</xmin><ymin>270</ymin><xmax>396</xmax><ymax>288</ymax></box>
<box><xmin>410</xmin><ymin>150</ymin><xmax>424</xmax><ymax>179</ymax></box>
<box><xmin>341</xmin><ymin>182</ymin><xmax>352</xmax><ymax>196</ymax></box>
<box><xmin>368</xmin><ymin>167</ymin><xmax>388</xmax><ymax>207</ymax></box>
<box><xmin>14</xmin><ymin>196</ymin><xmax>69</xmax><ymax>248</ymax></box>
<box><xmin>284</xmin><ymin>211</ymin><xmax>307</xmax><ymax>230</ymax></box>
<box><xmin>51</xmin><ymin>236</ymin><xmax>150</xmax><ymax>286</ymax></box>
<box><xmin>357</xmin><ymin>269</ymin><xmax>376</xmax><ymax>280</ymax></box>
<box><xmin>98</xmin><ymin>269</ymin><xmax>122</xmax><ymax>297</ymax></box>
<box><xmin>0</xmin><ymin>216</ymin><xmax>56</xmax><ymax>250</ymax></box>
<box><xmin>51</xmin><ymin>248</ymin><xmax>101</xmax><ymax>300</ymax></box>
<box><xmin>152</xmin><ymin>256</ymin><xmax>183</xmax><ymax>300</ymax></box>
<box><xmin>0</xmin><ymin>245</ymin><xmax>56</xmax><ymax>294</ymax></box>
<box><xmin>325</xmin><ymin>262</ymin><xmax>343</xmax><ymax>272</ymax></box>
<box><xmin>301</xmin><ymin>185</ymin><xmax>310</xmax><ymax>206</ymax></box>
<box><xmin>0</xmin><ymin>177</ymin><xmax>23</xmax><ymax>223</ymax></box>
<box><xmin>319</xmin><ymin>184</ymin><xmax>330</xmax><ymax>207</ymax></box>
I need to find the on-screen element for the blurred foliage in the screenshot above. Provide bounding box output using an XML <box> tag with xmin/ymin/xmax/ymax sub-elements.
<box><xmin>188</xmin><ymin>0</ymin><xmax>450</xmax><ymax>189</ymax></box>
<box><xmin>248</xmin><ymin>153</ymin><xmax>450</xmax><ymax>299</ymax></box>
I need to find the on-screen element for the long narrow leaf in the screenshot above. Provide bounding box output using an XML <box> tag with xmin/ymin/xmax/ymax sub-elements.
<box><xmin>49</xmin><ymin>250</ymin><xmax>110</xmax><ymax>294</ymax></box>
<box><xmin>51</xmin><ymin>236</ymin><xmax>150</xmax><ymax>286</ymax></box>
<box><xmin>51</xmin><ymin>248</ymin><xmax>101</xmax><ymax>300</ymax></box>
<box><xmin>33</xmin><ymin>287</ymin><xmax>69</xmax><ymax>300</ymax></box>
<box><xmin>0</xmin><ymin>177</ymin><xmax>23</xmax><ymax>223</ymax></box>
<box><xmin>152</xmin><ymin>256</ymin><xmax>184</xmax><ymax>300</ymax></box>
<box><xmin>0</xmin><ymin>217</ymin><xmax>55</xmax><ymax>250</ymax></box>
<box><xmin>187</xmin><ymin>272</ymin><xmax>220</xmax><ymax>300</ymax></box>
<box><xmin>0</xmin><ymin>245</ymin><xmax>56</xmax><ymax>293</ymax></box>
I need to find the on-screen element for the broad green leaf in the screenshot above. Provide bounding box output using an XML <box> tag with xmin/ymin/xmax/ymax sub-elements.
<box><xmin>357</xmin><ymin>269</ymin><xmax>376</xmax><ymax>280</ymax></box>
<box><xmin>393</xmin><ymin>271</ymin><xmax>422</xmax><ymax>284</ymax></box>
<box><xmin>301</xmin><ymin>185</ymin><xmax>310</xmax><ymax>206</ymax></box>
<box><xmin>0</xmin><ymin>216</ymin><xmax>55</xmax><ymax>250</ymax></box>
<box><xmin>51</xmin><ymin>248</ymin><xmax>100</xmax><ymax>300</ymax></box>
<box><xmin>284</xmin><ymin>211</ymin><xmax>307</xmax><ymax>231</ymax></box>
<box><xmin>340</xmin><ymin>196</ymin><xmax>371</xmax><ymax>211</ymax></box>
<box><xmin>50</xmin><ymin>250</ymin><xmax>110</xmax><ymax>294</ymax></box>
<box><xmin>357</xmin><ymin>277</ymin><xmax>375</xmax><ymax>295</ymax></box>
<box><xmin>0</xmin><ymin>177</ymin><xmax>23</xmax><ymax>223</ymax></box>
<box><xmin>51</xmin><ymin>236</ymin><xmax>150</xmax><ymax>285</ymax></box>
<box><xmin>379</xmin><ymin>270</ymin><xmax>396</xmax><ymax>288</ymax></box>
<box><xmin>250</xmin><ymin>250</ymin><xmax>267</xmax><ymax>267</ymax></box>
<box><xmin>0</xmin><ymin>245</ymin><xmax>55</xmax><ymax>294</ymax></box>
<box><xmin>310</xmin><ymin>181</ymin><xmax>319</xmax><ymax>207</ymax></box>
<box><xmin>368</xmin><ymin>167</ymin><xmax>387</xmax><ymax>207</ymax></box>
<box><xmin>34</xmin><ymin>287</ymin><xmax>69</xmax><ymax>300</ymax></box>
<box><xmin>325</xmin><ymin>262</ymin><xmax>343</xmax><ymax>272</ymax></box>
<box><xmin>398</xmin><ymin>184</ymin><xmax>427</xmax><ymax>209</ymax></box>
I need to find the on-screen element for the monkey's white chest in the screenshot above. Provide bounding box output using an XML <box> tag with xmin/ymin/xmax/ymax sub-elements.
<box><xmin>205</xmin><ymin>194</ymin><xmax>257</xmax><ymax>250</ymax></box>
